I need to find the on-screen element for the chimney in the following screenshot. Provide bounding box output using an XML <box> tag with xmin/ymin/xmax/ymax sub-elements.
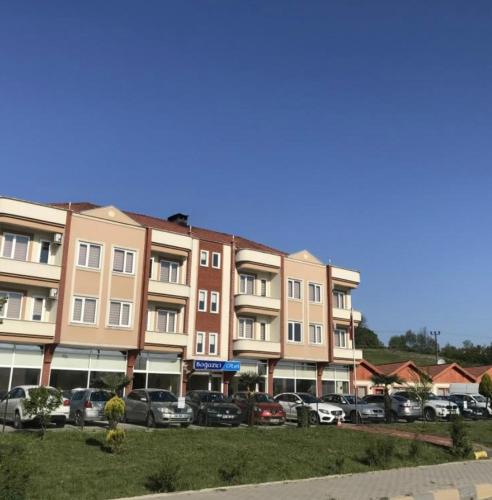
<box><xmin>167</xmin><ymin>213</ymin><xmax>189</xmax><ymax>226</ymax></box>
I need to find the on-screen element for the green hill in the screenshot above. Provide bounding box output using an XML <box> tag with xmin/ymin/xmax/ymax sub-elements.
<box><xmin>363</xmin><ymin>348</ymin><xmax>441</xmax><ymax>367</ymax></box>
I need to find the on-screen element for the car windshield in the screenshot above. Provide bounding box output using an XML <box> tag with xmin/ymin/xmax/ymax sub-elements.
<box><xmin>90</xmin><ymin>391</ymin><xmax>110</xmax><ymax>402</ymax></box>
<box><xmin>298</xmin><ymin>393</ymin><xmax>319</xmax><ymax>404</ymax></box>
<box><xmin>344</xmin><ymin>396</ymin><xmax>357</xmax><ymax>404</ymax></box>
<box><xmin>474</xmin><ymin>395</ymin><xmax>487</xmax><ymax>403</ymax></box>
<box><xmin>427</xmin><ymin>394</ymin><xmax>440</xmax><ymax>400</ymax></box>
<box><xmin>201</xmin><ymin>392</ymin><xmax>225</xmax><ymax>403</ymax></box>
<box><xmin>254</xmin><ymin>393</ymin><xmax>274</xmax><ymax>403</ymax></box>
<box><xmin>149</xmin><ymin>391</ymin><xmax>177</xmax><ymax>403</ymax></box>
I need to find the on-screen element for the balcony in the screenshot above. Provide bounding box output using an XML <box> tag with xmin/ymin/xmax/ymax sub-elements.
<box><xmin>145</xmin><ymin>331</ymin><xmax>188</xmax><ymax>347</ymax></box>
<box><xmin>332</xmin><ymin>308</ymin><xmax>362</xmax><ymax>322</ymax></box>
<box><xmin>148</xmin><ymin>280</ymin><xmax>190</xmax><ymax>299</ymax></box>
<box><xmin>234</xmin><ymin>294</ymin><xmax>280</xmax><ymax>316</ymax></box>
<box><xmin>0</xmin><ymin>197</ymin><xmax>67</xmax><ymax>226</ymax></box>
<box><xmin>236</xmin><ymin>249</ymin><xmax>281</xmax><ymax>271</ymax></box>
<box><xmin>0</xmin><ymin>257</ymin><xmax>61</xmax><ymax>282</ymax></box>
<box><xmin>233</xmin><ymin>339</ymin><xmax>281</xmax><ymax>357</ymax></box>
<box><xmin>151</xmin><ymin>229</ymin><xmax>193</xmax><ymax>251</ymax></box>
<box><xmin>331</xmin><ymin>266</ymin><xmax>360</xmax><ymax>285</ymax></box>
<box><xmin>0</xmin><ymin>318</ymin><xmax>55</xmax><ymax>339</ymax></box>
<box><xmin>333</xmin><ymin>347</ymin><xmax>363</xmax><ymax>361</ymax></box>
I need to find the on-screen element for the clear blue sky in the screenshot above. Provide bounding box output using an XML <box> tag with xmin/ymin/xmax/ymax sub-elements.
<box><xmin>1</xmin><ymin>1</ymin><xmax>492</xmax><ymax>346</ymax></box>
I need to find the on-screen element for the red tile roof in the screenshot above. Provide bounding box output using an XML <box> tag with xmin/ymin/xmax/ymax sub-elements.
<box><xmin>375</xmin><ymin>361</ymin><xmax>416</xmax><ymax>376</ymax></box>
<box><xmin>51</xmin><ymin>202</ymin><xmax>285</xmax><ymax>255</ymax></box>
<box><xmin>465</xmin><ymin>365</ymin><xmax>492</xmax><ymax>379</ymax></box>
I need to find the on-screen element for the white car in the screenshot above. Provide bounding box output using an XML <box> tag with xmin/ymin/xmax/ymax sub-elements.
<box><xmin>393</xmin><ymin>391</ymin><xmax>460</xmax><ymax>421</ymax></box>
<box><xmin>274</xmin><ymin>392</ymin><xmax>345</xmax><ymax>425</ymax></box>
<box><xmin>0</xmin><ymin>385</ymin><xmax>67</xmax><ymax>429</ymax></box>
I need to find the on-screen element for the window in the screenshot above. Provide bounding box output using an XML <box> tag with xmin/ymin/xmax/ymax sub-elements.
<box><xmin>335</xmin><ymin>328</ymin><xmax>348</xmax><ymax>348</ymax></box>
<box><xmin>239</xmin><ymin>274</ymin><xmax>255</xmax><ymax>295</ymax></box>
<box><xmin>72</xmin><ymin>297</ymin><xmax>97</xmax><ymax>324</ymax></box>
<box><xmin>260</xmin><ymin>279</ymin><xmax>267</xmax><ymax>297</ymax></box>
<box><xmin>259</xmin><ymin>322</ymin><xmax>267</xmax><ymax>341</ymax></box>
<box><xmin>210</xmin><ymin>292</ymin><xmax>219</xmax><ymax>313</ymax></box>
<box><xmin>156</xmin><ymin>309</ymin><xmax>177</xmax><ymax>333</ymax></box>
<box><xmin>199</xmin><ymin>250</ymin><xmax>209</xmax><ymax>267</ymax></box>
<box><xmin>77</xmin><ymin>242</ymin><xmax>101</xmax><ymax>269</ymax></box>
<box><xmin>0</xmin><ymin>291</ymin><xmax>22</xmax><ymax>319</ymax></box>
<box><xmin>39</xmin><ymin>241</ymin><xmax>51</xmax><ymax>264</ymax></box>
<box><xmin>309</xmin><ymin>324</ymin><xmax>323</xmax><ymax>344</ymax></box>
<box><xmin>288</xmin><ymin>321</ymin><xmax>302</xmax><ymax>342</ymax></box>
<box><xmin>196</xmin><ymin>332</ymin><xmax>205</xmax><ymax>354</ymax></box>
<box><xmin>32</xmin><ymin>297</ymin><xmax>44</xmax><ymax>321</ymax></box>
<box><xmin>159</xmin><ymin>260</ymin><xmax>179</xmax><ymax>283</ymax></box>
<box><xmin>198</xmin><ymin>290</ymin><xmax>207</xmax><ymax>312</ymax></box>
<box><xmin>113</xmin><ymin>248</ymin><xmax>135</xmax><ymax>274</ymax></box>
<box><xmin>209</xmin><ymin>333</ymin><xmax>218</xmax><ymax>355</ymax></box>
<box><xmin>288</xmin><ymin>279</ymin><xmax>301</xmax><ymax>299</ymax></box>
<box><xmin>333</xmin><ymin>290</ymin><xmax>346</xmax><ymax>309</ymax></box>
<box><xmin>212</xmin><ymin>252</ymin><xmax>221</xmax><ymax>269</ymax></box>
<box><xmin>308</xmin><ymin>283</ymin><xmax>322</xmax><ymax>303</ymax></box>
<box><xmin>108</xmin><ymin>301</ymin><xmax>131</xmax><ymax>327</ymax></box>
<box><xmin>238</xmin><ymin>318</ymin><xmax>254</xmax><ymax>339</ymax></box>
<box><xmin>2</xmin><ymin>233</ymin><xmax>29</xmax><ymax>261</ymax></box>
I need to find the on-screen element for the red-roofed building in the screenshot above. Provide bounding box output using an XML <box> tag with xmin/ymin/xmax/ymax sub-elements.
<box><xmin>466</xmin><ymin>365</ymin><xmax>492</xmax><ymax>384</ymax></box>
<box><xmin>421</xmin><ymin>363</ymin><xmax>476</xmax><ymax>396</ymax></box>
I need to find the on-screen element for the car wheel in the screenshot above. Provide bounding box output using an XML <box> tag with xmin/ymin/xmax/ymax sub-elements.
<box><xmin>74</xmin><ymin>411</ymin><xmax>83</xmax><ymax>427</ymax></box>
<box><xmin>13</xmin><ymin>411</ymin><xmax>23</xmax><ymax>430</ymax></box>
<box><xmin>309</xmin><ymin>411</ymin><xmax>320</xmax><ymax>426</ymax></box>
<box><xmin>424</xmin><ymin>408</ymin><xmax>436</xmax><ymax>422</ymax></box>
<box><xmin>350</xmin><ymin>411</ymin><xmax>361</xmax><ymax>424</ymax></box>
<box><xmin>146</xmin><ymin>412</ymin><xmax>156</xmax><ymax>428</ymax></box>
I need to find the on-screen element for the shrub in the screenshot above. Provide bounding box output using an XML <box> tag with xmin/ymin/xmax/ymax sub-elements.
<box><xmin>105</xmin><ymin>428</ymin><xmax>126</xmax><ymax>454</ymax></box>
<box><xmin>104</xmin><ymin>396</ymin><xmax>125</xmax><ymax>430</ymax></box>
<box><xmin>146</xmin><ymin>462</ymin><xmax>181</xmax><ymax>493</ymax></box>
<box><xmin>0</xmin><ymin>443</ymin><xmax>31</xmax><ymax>499</ymax></box>
<box><xmin>22</xmin><ymin>386</ymin><xmax>62</xmax><ymax>437</ymax></box>
<box><xmin>449</xmin><ymin>416</ymin><xmax>473</xmax><ymax>459</ymax></box>
<box><xmin>362</xmin><ymin>438</ymin><xmax>396</xmax><ymax>467</ymax></box>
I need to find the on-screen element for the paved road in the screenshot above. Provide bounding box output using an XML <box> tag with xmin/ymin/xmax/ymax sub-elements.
<box><xmin>122</xmin><ymin>460</ymin><xmax>492</xmax><ymax>500</ymax></box>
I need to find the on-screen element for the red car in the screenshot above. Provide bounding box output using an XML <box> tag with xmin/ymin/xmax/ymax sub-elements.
<box><xmin>230</xmin><ymin>392</ymin><xmax>286</xmax><ymax>425</ymax></box>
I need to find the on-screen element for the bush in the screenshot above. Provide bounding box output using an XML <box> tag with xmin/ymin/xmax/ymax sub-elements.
<box><xmin>0</xmin><ymin>442</ymin><xmax>31</xmax><ymax>499</ymax></box>
<box><xmin>296</xmin><ymin>406</ymin><xmax>311</xmax><ymax>428</ymax></box>
<box><xmin>146</xmin><ymin>462</ymin><xmax>181</xmax><ymax>493</ymax></box>
<box><xmin>450</xmin><ymin>416</ymin><xmax>473</xmax><ymax>459</ymax></box>
<box><xmin>362</xmin><ymin>438</ymin><xmax>396</xmax><ymax>467</ymax></box>
<box><xmin>104</xmin><ymin>396</ymin><xmax>125</xmax><ymax>429</ymax></box>
<box><xmin>105</xmin><ymin>428</ymin><xmax>125</xmax><ymax>454</ymax></box>
<box><xmin>22</xmin><ymin>386</ymin><xmax>62</xmax><ymax>436</ymax></box>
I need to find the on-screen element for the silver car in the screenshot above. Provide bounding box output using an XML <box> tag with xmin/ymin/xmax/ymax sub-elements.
<box><xmin>69</xmin><ymin>388</ymin><xmax>111</xmax><ymax>426</ymax></box>
<box><xmin>321</xmin><ymin>394</ymin><xmax>385</xmax><ymax>423</ymax></box>
<box><xmin>125</xmin><ymin>389</ymin><xmax>193</xmax><ymax>427</ymax></box>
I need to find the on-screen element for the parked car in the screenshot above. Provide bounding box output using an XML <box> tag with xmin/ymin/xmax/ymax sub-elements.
<box><xmin>0</xmin><ymin>385</ymin><xmax>67</xmax><ymax>429</ymax></box>
<box><xmin>185</xmin><ymin>390</ymin><xmax>242</xmax><ymax>426</ymax></box>
<box><xmin>443</xmin><ymin>394</ymin><xmax>485</xmax><ymax>420</ymax></box>
<box><xmin>447</xmin><ymin>393</ymin><xmax>491</xmax><ymax>418</ymax></box>
<box><xmin>274</xmin><ymin>392</ymin><xmax>344</xmax><ymax>425</ymax></box>
<box><xmin>230</xmin><ymin>392</ymin><xmax>286</xmax><ymax>425</ymax></box>
<box><xmin>320</xmin><ymin>394</ymin><xmax>385</xmax><ymax>423</ymax></box>
<box><xmin>392</xmin><ymin>391</ymin><xmax>459</xmax><ymax>421</ymax></box>
<box><xmin>69</xmin><ymin>388</ymin><xmax>111</xmax><ymax>425</ymax></box>
<box><xmin>125</xmin><ymin>389</ymin><xmax>193</xmax><ymax>427</ymax></box>
<box><xmin>364</xmin><ymin>394</ymin><xmax>421</xmax><ymax>422</ymax></box>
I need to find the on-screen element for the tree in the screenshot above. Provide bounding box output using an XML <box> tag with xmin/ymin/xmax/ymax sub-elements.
<box><xmin>479</xmin><ymin>373</ymin><xmax>492</xmax><ymax>410</ymax></box>
<box><xmin>22</xmin><ymin>386</ymin><xmax>62</xmax><ymax>437</ymax></box>
<box><xmin>407</xmin><ymin>373</ymin><xmax>433</xmax><ymax>422</ymax></box>
<box><xmin>354</xmin><ymin>316</ymin><xmax>383</xmax><ymax>348</ymax></box>
<box><xmin>371</xmin><ymin>374</ymin><xmax>403</xmax><ymax>423</ymax></box>
<box><xmin>93</xmin><ymin>373</ymin><xmax>132</xmax><ymax>396</ymax></box>
<box><xmin>237</xmin><ymin>371</ymin><xmax>263</xmax><ymax>426</ymax></box>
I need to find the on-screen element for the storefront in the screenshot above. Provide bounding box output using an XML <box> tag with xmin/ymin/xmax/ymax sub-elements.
<box><xmin>321</xmin><ymin>365</ymin><xmax>351</xmax><ymax>395</ymax></box>
<box><xmin>132</xmin><ymin>352</ymin><xmax>181</xmax><ymax>395</ymax></box>
<box><xmin>0</xmin><ymin>343</ymin><xmax>43</xmax><ymax>391</ymax></box>
<box><xmin>229</xmin><ymin>359</ymin><xmax>267</xmax><ymax>394</ymax></box>
<box><xmin>273</xmin><ymin>361</ymin><xmax>317</xmax><ymax>395</ymax></box>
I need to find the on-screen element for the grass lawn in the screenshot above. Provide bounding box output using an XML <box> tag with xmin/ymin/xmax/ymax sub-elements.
<box><xmin>0</xmin><ymin>426</ymin><xmax>459</xmax><ymax>500</ymax></box>
<box><xmin>363</xmin><ymin>348</ymin><xmax>444</xmax><ymax>366</ymax></box>
<box><xmin>381</xmin><ymin>420</ymin><xmax>492</xmax><ymax>448</ymax></box>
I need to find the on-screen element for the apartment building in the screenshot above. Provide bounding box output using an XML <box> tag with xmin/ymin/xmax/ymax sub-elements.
<box><xmin>0</xmin><ymin>196</ymin><xmax>363</xmax><ymax>396</ymax></box>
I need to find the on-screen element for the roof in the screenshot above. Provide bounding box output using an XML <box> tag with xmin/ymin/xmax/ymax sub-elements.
<box><xmin>420</xmin><ymin>363</ymin><xmax>476</xmax><ymax>381</ymax></box>
<box><xmin>375</xmin><ymin>361</ymin><xmax>421</xmax><ymax>376</ymax></box>
<box><xmin>51</xmin><ymin>202</ymin><xmax>285</xmax><ymax>255</ymax></box>
<box><xmin>464</xmin><ymin>365</ymin><xmax>492</xmax><ymax>379</ymax></box>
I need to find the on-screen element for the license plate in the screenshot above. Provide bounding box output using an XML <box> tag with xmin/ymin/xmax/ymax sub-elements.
<box><xmin>222</xmin><ymin>415</ymin><xmax>234</xmax><ymax>419</ymax></box>
<box><xmin>269</xmin><ymin>418</ymin><xmax>280</xmax><ymax>423</ymax></box>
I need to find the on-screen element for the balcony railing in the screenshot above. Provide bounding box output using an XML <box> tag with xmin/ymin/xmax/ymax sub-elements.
<box><xmin>148</xmin><ymin>280</ymin><xmax>190</xmax><ymax>299</ymax></box>
<box><xmin>0</xmin><ymin>257</ymin><xmax>61</xmax><ymax>282</ymax></box>
<box><xmin>0</xmin><ymin>318</ymin><xmax>55</xmax><ymax>338</ymax></box>
<box><xmin>145</xmin><ymin>330</ymin><xmax>188</xmax><ymax>347</ymax></box>
<box><xmin>333</xmin><ymin>346</ymin><xmax>363</xmax><ymax>360</ymax></box>
<box><xmin>236</xmin><ymin>249</ymin><xmax>281</xmax><ymax>268</ymax></box>
<box><xmin>331</xmin><ymin>266</ymin><xmax>360</xmax><ymax>285</ymax></box>
<box><xmin>233</xmin><ymin>338</ymin><xmax>281</xmax><ymax>355</ymax></box>
<box><xmin>332</xmin><ymin>308</ymin><xmax>362</xmax><ymax>322</ymax></box>
<box><xmin>234</xmin><ymin>294</ymin><xmax>280</xmax><ymax>312</ymax></box>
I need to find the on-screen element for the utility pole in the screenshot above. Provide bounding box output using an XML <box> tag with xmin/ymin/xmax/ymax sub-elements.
<box><xmin>430</xmin><ymin>330</ymin><xmax>441</xmax><ymax>364</ymax></box>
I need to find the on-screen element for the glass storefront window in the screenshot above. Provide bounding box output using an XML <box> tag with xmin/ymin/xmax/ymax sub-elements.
<box><xmin>147</xmin><ymin>373</ymin><xmax>180</xmax><ymax>395</ymax></box>
<box><xmin>273</xmin><ymin>378</ymin><xmax>295</xmax><ymax>395</ymax></box>
<box><xmin>0</xmin><ymin>367</ymin><xmax>10</xmax><ymax>392</ymax></box>
<box><xmin>11</xmin><ymin>368</ymin><xmax>40</xmax><ymax>387</ymax></box>
<box><xmin>296</xmin><ymin>379</ymin><xmax>316</xmax><ymax>394</ymax></box>
<box><xmin>50</xmin><ymin>369</ymin><xmax>88</xmax><ymax>390</ymax></box>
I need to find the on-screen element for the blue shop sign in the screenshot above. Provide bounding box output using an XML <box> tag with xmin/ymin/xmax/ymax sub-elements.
<box><xmin>193</xmin><ymin>360</ymin><xmax>241</xmax><ymax>372</ymax></box>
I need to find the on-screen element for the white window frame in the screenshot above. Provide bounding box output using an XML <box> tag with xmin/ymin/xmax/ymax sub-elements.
<box><xmin>0</xmin><ymin>291</ymin><xmax>23</xmax><ymax>319</ymax></box>
<box><xmin>288</xmin><ymin>321</ymin><xmax>302</xmax><ymax>343</ymax></box>
<box><xmin>308</xmin><ymin>283</ymin><xmax>322</xmax><ymax>303</ymax></box>
<box><xmin>31</xmin><ymin>296</ymin><xmax>45</xmax><ymax>322</ymax></box>
<box><xmin>208</xmin><ymin>332</ymin><xmax>218</xmax><ymax>355</ymax></box>
<box><xmin>112</xmin><ymin>248</ymin><xmax>136</xmax><ymax>275</ymax></box>
<box><xmin>198</xmin><ymin>290</ymin><xmax>208</xmax><ymax>312</ymax></box>
<box><xmin>1</xmin><ymin>232</ymin><xmax>30</xmax><ymax>261</ymax></box>
<box><xmin>309</xmin><ymin>324</ymin><xmax>323</xmax><ymax>345</ymax></box>
<box><xmin>287</xmin><ymin>279</ymin><xmax>302</xmax><ymax>300</ymax></box>
<box><xmin>108</xmin><ymin>300</ymin><xmax>132</xmax><ymax>328</ymax></box>
<box><xmin>210</xmin><ymin>292</ymin><xmax>219</xmax><ymax>314</ymax></box>
<box><xmin>71</xmin><ymin>296</ymin><xmax>98</xmax><ymax>325</ymax></box>
<box><xmin>333</xmin><ymin>290</ymin><xmax>346</xmax><ymax>309</ymax></box>
<box><xmin>335</xmin><ymin>328</ymin><xmax>348</xmax><ymax>348</ymax></box>
<box><xmin>238</xmin><ymin>317</ymin><xmax>254</xmax><ymax>339</ymax></box>
<box><xmin>199</xmin><ymin>250</ymin><xmax>209</xmax><ymax>267</ymax></box>
<box><xmin>155</xmin><ymin>308</ymin><xmax>177</xmax><ymax>333</ymax></box>
<box><xmin>77</xmin><ymin>241</ymin><xmax>102</xmax><ymax>270</ymax></box>
<box><xmin>196</xmin><ymin>332</ymin><xmax>205</xmax><ymax>354</ymax></box>
<box><xmin>39</xmin><ymin>240</ymin><xmax>51</xmax><ymax>264</ymax></box>
<box><xmin>239</xmin><ymin>274</ymin><xmax>255</xmax><ymax>295</ymax></box>
<box><xmin>211</xmin><ymin>252</ymin><xmax>221</xmax><ymax>269</ymax></box>
<box><xmin>159</xmin><ymin>259</ymin><xmax>180</xmax><ymax>283</ymax></box>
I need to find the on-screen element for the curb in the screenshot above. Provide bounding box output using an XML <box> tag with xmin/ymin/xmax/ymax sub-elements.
<box><xmin>390</xmin><ymin>482</ymin><xmax>492</xmax><ymax>499</ymax></box>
